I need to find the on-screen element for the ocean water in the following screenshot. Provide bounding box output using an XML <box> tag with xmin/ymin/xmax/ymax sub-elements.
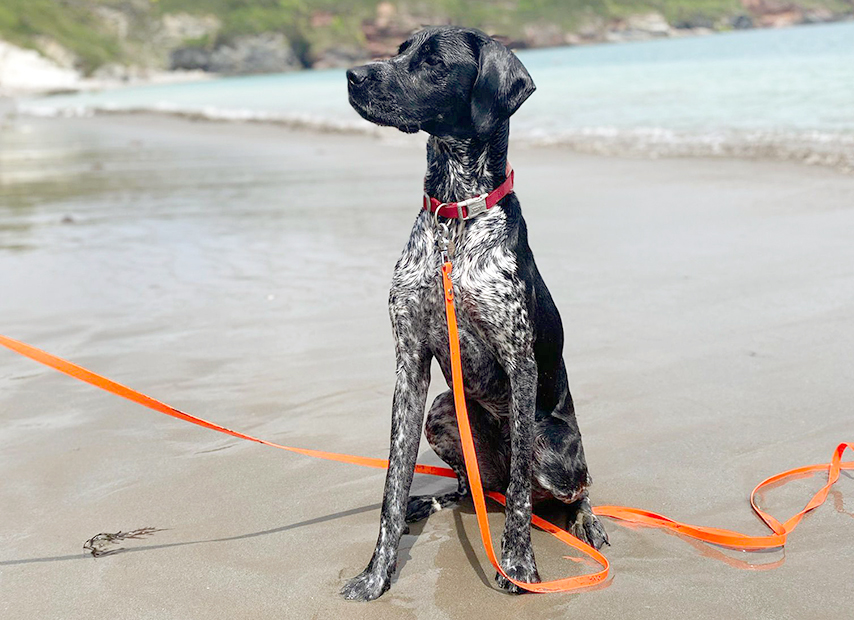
<box><xmin>18</xmin><ymin>21</ymin><xmax>854</xmax><ymax>169</ymax></box>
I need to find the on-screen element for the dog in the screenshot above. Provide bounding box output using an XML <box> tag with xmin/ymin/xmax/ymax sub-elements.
<box><xmin>342</xmin><ymin>26</ymin><xmax>608</xmax><ymax>601</ymax></box>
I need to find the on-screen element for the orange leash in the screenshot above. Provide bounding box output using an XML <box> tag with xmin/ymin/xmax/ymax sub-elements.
<box><xmin>0</xmin><ymin>334</ymin><xmax>454</xmax><ymax>480</ymax></box>
<box><xmin>1</xmin><ymin>323</ymin><xmax>852</xmax><ymax>593</ymax></box>
<box><xmin>593</xmin><ymin>442</ymin><xmax>854</xmax><ymax>550</ymax></box>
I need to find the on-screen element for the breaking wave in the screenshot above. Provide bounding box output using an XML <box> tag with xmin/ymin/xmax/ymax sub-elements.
<box><xmin>17</xmin><ymin>99</ymin><xmax>854</xmax><ymax>173</ymax></box>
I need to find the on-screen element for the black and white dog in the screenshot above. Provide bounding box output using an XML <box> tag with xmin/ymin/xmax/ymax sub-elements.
<box><xmin>342</xmin><ymin>26</ymin><xmax>607</xmax><ymax>601</ymax></box>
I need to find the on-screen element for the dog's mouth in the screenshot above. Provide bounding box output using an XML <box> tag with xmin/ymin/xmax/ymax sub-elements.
<box><xmin>348</xmin><ymin>93</ymin><xmax>420</xmax><ymax>134</ymax></box>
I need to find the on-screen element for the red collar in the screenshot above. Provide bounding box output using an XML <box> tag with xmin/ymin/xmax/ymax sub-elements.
<box><xmin>422</xmin><ymin>166</ymin><xmax>514</xmax><ymax>220</ymax></box>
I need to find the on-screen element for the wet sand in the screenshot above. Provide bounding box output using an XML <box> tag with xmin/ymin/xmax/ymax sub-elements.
<box><xmin>1</xmin><ymin>113</ymin><xmax>852</xmax><ymax>619</ymax></box>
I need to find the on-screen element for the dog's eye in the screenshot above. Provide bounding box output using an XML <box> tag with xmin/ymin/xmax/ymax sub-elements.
<box><xmin>424</xmin><ymin>55</ymin><xmax>444</xmax><ymax>67</ymax></box>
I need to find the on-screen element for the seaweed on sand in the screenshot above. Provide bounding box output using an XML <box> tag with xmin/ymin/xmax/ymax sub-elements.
<box><xmin>83</xmin><ymin>527</ymin><xmax>165</xmax><ymax>557</ymax></box>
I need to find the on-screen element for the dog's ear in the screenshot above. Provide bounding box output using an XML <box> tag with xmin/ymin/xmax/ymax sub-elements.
<box><xmin>469</xmin><ymin>35</ymin><xmax>535</xmax><ymax>137</ymax></box>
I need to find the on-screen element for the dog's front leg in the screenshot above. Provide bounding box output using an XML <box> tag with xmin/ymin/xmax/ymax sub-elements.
<box><xmin>341</xmin><ymin>328</ymin><xmax>431</xmax><ymax>601</ymax></box>
<box><xmin>495</xmin><ymin>355</ymin><xmax>541</xmax><ymax>592</ymax></box>
<box><xmin>463</xmin><ymin>265</ymin><xmax>541</xmax><ymax>592</ymax></box>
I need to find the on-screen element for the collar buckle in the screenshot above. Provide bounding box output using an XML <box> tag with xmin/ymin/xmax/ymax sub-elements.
<box><xmin>457</xmin><ymin>193</ymin><xmax>489</xmax><ymax>219</ymax></box>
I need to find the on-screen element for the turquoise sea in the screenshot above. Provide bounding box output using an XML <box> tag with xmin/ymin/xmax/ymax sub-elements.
<box><xmin>19</xmin><ymin>21</ymin><xmax>854</xmax><ymax>168</ymax></box>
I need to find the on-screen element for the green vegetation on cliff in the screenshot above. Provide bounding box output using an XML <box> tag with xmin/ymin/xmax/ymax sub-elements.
<box><xmin>0</xmin><ymin>0</ymin><xmax>123</xmax><ymax>73</ymax></box>
<box><xmin>1</xmin><ymin>0</ymin><xmax>852</xmax><ymax>75</ymax></box>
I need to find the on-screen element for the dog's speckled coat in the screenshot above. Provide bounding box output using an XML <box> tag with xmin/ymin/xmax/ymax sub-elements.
<box><xmin>343</xmin><ymin>26</ymin><xmax>607</xmax><ymax>601</ymax></box>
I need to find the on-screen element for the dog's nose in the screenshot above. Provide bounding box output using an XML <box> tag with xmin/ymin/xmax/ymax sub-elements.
<box><xmin>347</xmin><ymin>66</ymin><xmax>369</xmax><ymax>86</ymax></box>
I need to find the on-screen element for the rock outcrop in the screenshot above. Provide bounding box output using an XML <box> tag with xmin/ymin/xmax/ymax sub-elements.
<box><xmin>171</xmin><ymin>33</ymin><xmax>302</xmax><ymax>74</ymax></box>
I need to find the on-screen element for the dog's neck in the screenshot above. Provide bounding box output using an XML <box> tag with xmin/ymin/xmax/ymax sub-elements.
<box><xmin>424</xmin><ymin>122</ymin><xmax>510</xmax><ymax>203</ymax></box>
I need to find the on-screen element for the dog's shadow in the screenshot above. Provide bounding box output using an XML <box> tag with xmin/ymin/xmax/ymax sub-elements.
<box><xmin>396</xmin><ymin>490</ymin><xmax>581</xmax><ymax>588</ymax></box>
<box><xmin>0</xmin><ymin>480</ymin><xmax>504</xmax><ymax>593</ymax></box>
<box><xmin>0</xmin><ymin>501</ymin><xmax>384</xmax><ymax>567</ymax></box>
<box><xmin>394</xmin><ymin>490</ymin><xmax>496</xmax><ymax>588</ymax></box>
<box><xmin>398</xmin><ymin>472</ymin><xmax>575</xmax><ymax>588</ymax></box>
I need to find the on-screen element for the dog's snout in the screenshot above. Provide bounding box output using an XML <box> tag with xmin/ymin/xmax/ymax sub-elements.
<box><xmin>347</xmin><ymin>66</ymin><xmax>370</xmax><ymax>86</ymax></box>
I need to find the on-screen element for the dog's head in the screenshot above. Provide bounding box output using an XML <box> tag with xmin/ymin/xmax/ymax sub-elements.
<box><xmin>346</xmin><ymin>26</ymin><xmax>535</xmax><ymax>139</ymax></box>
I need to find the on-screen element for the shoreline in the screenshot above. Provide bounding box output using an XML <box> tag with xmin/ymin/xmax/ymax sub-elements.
<box><xmin>7</xmin><ymin>102</ymin><xmax>853</xmax><ymax>175</ymax></box>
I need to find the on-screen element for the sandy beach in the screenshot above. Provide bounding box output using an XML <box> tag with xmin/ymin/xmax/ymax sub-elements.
<box><xmin>1</xmin><ymin>112</ymin><xmax>852</xmax><ymax>619</ymax></box>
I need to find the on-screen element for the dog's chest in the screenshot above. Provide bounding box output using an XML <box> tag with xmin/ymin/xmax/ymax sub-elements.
<box><xmin>390</xmin><ymin>210</ymin><xmax>515</xmax><ymax>404</ymax></box>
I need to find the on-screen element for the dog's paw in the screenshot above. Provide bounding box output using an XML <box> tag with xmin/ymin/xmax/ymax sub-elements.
<box><xmin>571</xmin><ymin>510</ymin><xmax>609</xmax><ymax>550</ymax></box>
<box><xmin>340</xmin><ymin>569</ymin><xmax>390</xmax><ymax>602</ymax></box>
<box><xmin>405</xmin><ymin>495</ymin><xmax>437</xmax><ymax>523</ymax></box>
<box><xmin>494</xmin><ymin>556</ymin><xmax>541</xmax><ymax>594</ymax></box>
<box><xmin>405</xmin><ymin>492</ymin><xmax>462</xmax><ymax>523</ymax></box>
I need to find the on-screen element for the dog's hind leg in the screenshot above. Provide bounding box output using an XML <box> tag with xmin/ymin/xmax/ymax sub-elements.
<box><xmin>533</xmin><ymin>412</ymin><xmax>609</xmax><ymax>550</ymax></box>
<box><xmin>406</xmin><ymin>390</ymin><xmax>511</xmax><ymax>523</ymax></box>
<box><xmin>565</xmin><ymin>493</ymin><xmax>609</xmax><ymax>550</ymax></box>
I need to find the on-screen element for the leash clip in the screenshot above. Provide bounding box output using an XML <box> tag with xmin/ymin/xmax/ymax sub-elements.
<box><xmin>435</xmin><ymin>220</ymin><xmax>452</xmax><ymax>263</ymax></box>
